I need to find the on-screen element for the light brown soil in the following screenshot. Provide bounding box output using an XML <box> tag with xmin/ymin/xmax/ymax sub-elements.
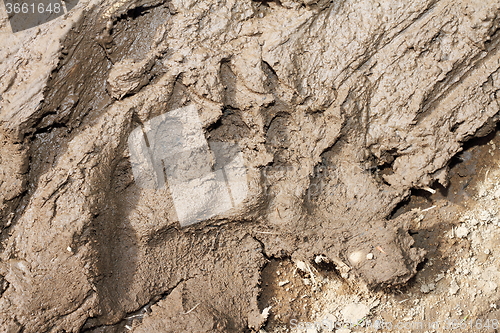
<box><xmin>261</xmin><ymin>128</ymin><xmax>500</xmax><ymax>333</ymax></box>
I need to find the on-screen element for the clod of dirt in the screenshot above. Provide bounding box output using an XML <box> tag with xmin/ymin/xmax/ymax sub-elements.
<box><xmin>1</xmin><ymin>0</ymin><xmax>500</xmax><ymax>331</ymax></box>
<box><xmin>107</xmin><ymin>57</ymin><xmax>156</xmax><ymax>99</ymax></box>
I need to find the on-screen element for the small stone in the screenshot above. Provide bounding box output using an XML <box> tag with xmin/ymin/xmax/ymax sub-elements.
<box><xmin>295</xmin><ymin>260</ymin><xmax>308</xmax><ymax>272</ymax></box>
<box><xmin>261</xmin><ymin>306</ymin><xmax>272</xmax><ymax>320</ymax></box>
<box><xmin>479</xmin><ymin>210</ymin><xmax>491</xmax><ymax>222</ymax></box>
<box><xmin>348</xmin><ymin>251</ymin><xmax>364</xmax><ymax>264</ymax></box>
<box><xmin>455</xmin><ymin>226</ymin><xmax>469</xmax><ymax>238</ymax></box>
<box><xmin>278</xmin><ymin>280</ymin><xmax>290</xmax><ymax>287</ymax></box>
<box><xmin>315</xmin><ymin>255</ymin><xmax>328</xmax><ymax>264</ymax></box>
<box><xmin>435</xmin><ymin>273</ymin><xmax>445</xmax><ymax>282</ymax></box>
<box><xmin>484</xmin><ymin>249</ymin><xmax>491</xmax><ymax>255</ymax></box>
<box><xmin>341</xmin><ymin>303</ymin><xmax>370</xmax><ymax>324</ymax></box>
<box><xmin>470</xmin><ymin>217</ymin><xmax>479</xmax><ymax>226</ymax></box>
<box><xmin>449</xmin><ymin>280</ymin><xmax>460</xmax><ymax>295</ymax></box>
<box><xmin>421</xmin><ymin>284</ymin><xmax>431</xmax><ymax>294</ymax></box>
<box><xmin>420</xmin><ymin>283</ymin><xmax>435</xmax><ymax>294</ymax></box>
<box><xmin>366</xmin><ymin>253</ymin><xmax>374</xmax><ymax>260</ymax></box>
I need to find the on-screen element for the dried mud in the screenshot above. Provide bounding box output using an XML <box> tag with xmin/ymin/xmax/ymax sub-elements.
<box><xmin>0</xmin><ymin>0</ymin><xmax>500</xmax><ymax>332</ymax></box>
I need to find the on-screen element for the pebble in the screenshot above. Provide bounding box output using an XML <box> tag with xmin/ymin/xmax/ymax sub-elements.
<box><xmin>261</xmin><ymin>306</ymin><xmax>271</xmax><ymax>320</ymax></box>
<box><xmin>479</xmin><ymin>210</ymin><xmax>491</xmax><ymax>222</ymax></box>
<box><xmin>315</xmin><ymin>255</ymin><xmax>328</xmax><ymax>264</ymax></box>
<box><xmin>366</xmin><ymin>253</ymin><xmax>374</xmax><ymax>260</ymax></box>
<box><xmin>341</xmin><ymin>303</ymin><xmax>370</xmax><ymax>324</ymax></box>
<box><xmin>434</xmin><ymin>273</ymin><xmax>445</xmax><ymax>282</ymax></box>
<box><xmin>420</xmin><ymin>283</ymin><xmax>435</xmax><ymax>294</ymax></box>
<box><xmin>296</xmin><ymin>260</ymin><xmax>308</xmax><ymax>272</ymax></box>
<box><xmin>470</xmin><ymin>217</ymin><xmax>479</xmax><ymax>226</ymax></box>
<box><xmin>348</xmin><ymin>251</ymin><xmax>364</xmax><ymax>264</ymax></box>
<box><xmin>449</xmin><ymin>280</ymin><xmax>460</xmax><ymax>295</ymax></box>
<box><xmin>278</xmin><ymin>280</ymin><xmax>290</xmax><ymax>287</ymax></box>
<box><xmin>455</xmin><ymin>226</ymin><xmax>469</xmax><ymax>238</ymax></box>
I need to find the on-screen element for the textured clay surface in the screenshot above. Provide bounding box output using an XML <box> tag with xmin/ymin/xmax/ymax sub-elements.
<box><xmin>0</xmin><ymin>0</ymin><xmax>500</xmax><ymax>331</ymax></box>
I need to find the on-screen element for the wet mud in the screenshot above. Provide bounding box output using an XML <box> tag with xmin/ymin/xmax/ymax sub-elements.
<box><xmin>0</xmin><ymin>0</ymin><xmax>500</xmax><ymax>332</ymax></box>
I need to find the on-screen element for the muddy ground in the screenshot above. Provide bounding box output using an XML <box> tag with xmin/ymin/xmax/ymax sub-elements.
<box><xmin>1</xmin><ymin>0</ymin><xmax>500</xmax><ymax>332</ymax></box>
<box><xmin>261</xmin><ymin>127</ymin><xmax>500</xmax><ymax>332</ymax></box>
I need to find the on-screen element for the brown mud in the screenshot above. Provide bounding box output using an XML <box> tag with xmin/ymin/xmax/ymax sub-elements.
<box><xmin>0</xmin><ymin>0</ymin><xmax>500</xmax><ymax>332</ymax></box>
